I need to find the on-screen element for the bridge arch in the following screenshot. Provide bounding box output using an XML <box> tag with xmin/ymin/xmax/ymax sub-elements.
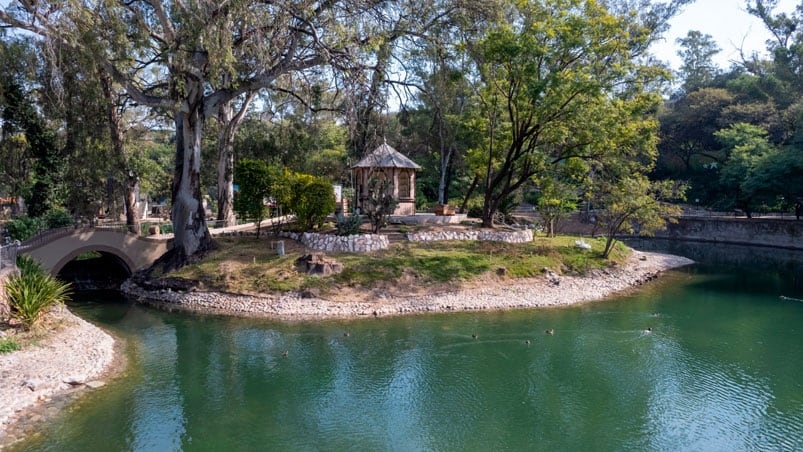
<box><xmin>51</xmin><ymin>245</ymin><xmax>136</xmax><ymax>276</ymax></box>
<box><xmin>20</xmin><ymin>228</ymin><xmax>171</xmax><ymax>276</ymax></box>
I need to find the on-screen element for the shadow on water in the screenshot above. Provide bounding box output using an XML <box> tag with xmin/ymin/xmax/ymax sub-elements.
<box><xmin>627</xmin><ymin>238</ymin><xmax>803</xmax><ymax>296</ymax></box>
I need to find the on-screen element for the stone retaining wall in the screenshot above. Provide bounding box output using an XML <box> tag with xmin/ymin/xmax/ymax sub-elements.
<box><xmin>406</xmin><ymin>229</ymin><xmax>533</xmax><ymax>243</ymax></box>
<box><xmin>279</xmin><ymin>232</ymin><xmax>389</xmax><ymax>252</ymax></box>
<box><xmin>217</xmin><ymin>228</ymin><xmax>534</xmax><ymax>251</ymax></box>
<box><xmin>656</xmin><ymin>217</ymin><xmax>803</xmax><ymax>250</ymax></box>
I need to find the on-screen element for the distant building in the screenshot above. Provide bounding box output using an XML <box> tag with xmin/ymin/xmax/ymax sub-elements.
<box><xmin>352</xmin><ymin>141</ymin><xmax>421</xmax><ymax>216</ymax></box>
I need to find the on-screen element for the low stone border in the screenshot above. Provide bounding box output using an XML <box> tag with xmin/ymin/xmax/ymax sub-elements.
<box><xmin>406</xmin><ymin>229</ymin><xmax>533</xmax><ymax>243</ymax></box>
<box><xmin>279</xmin><ymin>232</ymin><xmax>389</xmax><ymax>252</ymax></box>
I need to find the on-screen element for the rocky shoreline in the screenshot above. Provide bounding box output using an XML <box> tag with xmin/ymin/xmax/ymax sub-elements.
<box><xmin>122</xmin><ymin>250</ymin><xmax>694</xmax><ymax>320</ymax></box>
<box><xmin>0</xmin><ymin>308</ymin><xmax>117</xmax><ymax>446</ymax></box>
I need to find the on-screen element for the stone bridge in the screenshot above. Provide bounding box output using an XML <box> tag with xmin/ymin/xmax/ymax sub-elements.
<box><xmin>18</xmin><ymin>227</ymin><xmax>172</xmax><ymax>275</ymax></box>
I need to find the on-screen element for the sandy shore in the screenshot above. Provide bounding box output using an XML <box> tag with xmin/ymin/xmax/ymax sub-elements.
<box><xmin>0</xmin><ymin>308</ymin><xmax>116</xmax><ymax>445</ymax></box>
<box><xmin>0</xmin><ymin>249</ymin><xmax>692</xmax><ymax>446</ymax></box>
<box><xmin>122</xmin><ymin>250</ymin><xmax>695</xmax><ymax>319</ymax></box>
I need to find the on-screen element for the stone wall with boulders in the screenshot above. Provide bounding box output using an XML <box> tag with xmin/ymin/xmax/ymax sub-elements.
<box><xmin>279</xmin><ymin>232</ymin><xmax>389</xmax><ymax>252</ymax></box>
<box><xmin>406</xmin><ymin>229</ymin><xmax>533</xmax><ymax>243</ymax></box>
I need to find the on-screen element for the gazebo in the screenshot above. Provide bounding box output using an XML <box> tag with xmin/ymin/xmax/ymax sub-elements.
<box><xmin>352</xmin><ymin>141</ymin><xmax>421</xmax><ymax>216</ymax></box>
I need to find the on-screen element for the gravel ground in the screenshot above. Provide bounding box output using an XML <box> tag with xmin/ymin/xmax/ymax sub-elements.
<box><xmin>123</xmin><ymin>250</ymin><xmax>694</xmax><ymax>319</ymax></box>
<box><xmin>0</xmin><ymin>308</ymin><xmax>116</xmax><ymax>444</ymax></box>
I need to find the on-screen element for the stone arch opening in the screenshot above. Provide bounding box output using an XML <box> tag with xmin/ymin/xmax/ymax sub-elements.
<box><xmin>55</xmin><ymin>247</ymin><xmax>133</xmax><ymax>291</ymax></box>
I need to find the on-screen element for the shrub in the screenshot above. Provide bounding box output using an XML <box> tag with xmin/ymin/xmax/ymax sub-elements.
<box><xmin>43</xmin><ymin>208</ymin><xmax>73</xmax><ymax>229</ymax></box>
<box><xmin>290</xmin><ymin>175</ymin><xmax>337</xmax><ymax>230</ymax></box>
<box><xmin>0</xmin><ymin>338</ymin><xmax>21</xmax><ymax>354</ymax></box>
<box><xmin>335</xmin><ymin>213</ymin><xmax>363</xmax><ymax>236</ymax></box>
<box><xmin>6</xmin><ymin>256</ymin><xmax>72</xmax><ymax>330</ymax></box>
<box><xmin>4</xmin><ymin>216</ymin><xmax>45</xmax><ymax>241</ymax></box>
<box><xmin>362</xmin><ymin>177</ymin><xmax>398</xmax><ymax>233</ymax></box>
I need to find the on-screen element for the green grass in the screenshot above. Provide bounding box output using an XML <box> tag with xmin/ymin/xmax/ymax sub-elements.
<box><xmin>0</xmin><ymin>338</ymin><xmax>21</xmax><ymax>353</ymax></box>
<box><xmin>171</xmin><ymin>234</ymin><xmax>628</xmax><ymax>295</ymax></box>
<box><xmin>74</xmin><ymin>251</ymin><xmax>103</xmax><ymax>261</ymax></box>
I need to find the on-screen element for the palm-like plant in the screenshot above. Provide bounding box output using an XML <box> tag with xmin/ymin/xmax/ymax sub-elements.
<box><xmin>6</xmin><ymin>256</ymin><xmax>72</xmax><ymax>330</ymax></box>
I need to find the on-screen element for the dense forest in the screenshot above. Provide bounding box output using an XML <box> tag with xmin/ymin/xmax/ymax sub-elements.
<box><xmin>1</xmin><ymin>0</ymin><xmax>801</xmax><ymax>265</ymax></box>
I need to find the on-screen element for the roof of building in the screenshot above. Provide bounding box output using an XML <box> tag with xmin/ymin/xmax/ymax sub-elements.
<box><xmin>352</xmin><ymin>141</ymin><xmax>421</xmax><ymax>169</ymax></box>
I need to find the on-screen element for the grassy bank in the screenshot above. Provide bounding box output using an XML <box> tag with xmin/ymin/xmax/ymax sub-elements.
<box><xmin>171</xmin><ymin>234</ymin><xmax>629</xmax><ymax>297</ymax></box>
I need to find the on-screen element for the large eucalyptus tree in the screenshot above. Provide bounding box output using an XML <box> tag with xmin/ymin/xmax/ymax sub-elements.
<box><xmin>1</xmin><ymin>0</ymin><xmax>396</xmax><ymax>268</ymax></box>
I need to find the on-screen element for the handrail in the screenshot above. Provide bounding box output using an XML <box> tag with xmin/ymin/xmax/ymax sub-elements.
<box><xmin>18</xmin><ymin>226</ymin><xmax>77</xmax><ymax>250</ymax></box>
<box><xmin>16</xmin><ymin>221</ymin><xmax>167</xmax><ymax>252</ymax></box>
<box><xmin>0</xmin><ymin>243</ymin><xmax>18</xmax><ymax>270</ymax></box>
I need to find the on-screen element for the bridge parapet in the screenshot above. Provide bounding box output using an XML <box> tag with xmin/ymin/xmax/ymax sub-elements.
<box><xmin>19</xmin><ymin>227</ymin><xmax>171</xmax><ymax>275</ymax></box>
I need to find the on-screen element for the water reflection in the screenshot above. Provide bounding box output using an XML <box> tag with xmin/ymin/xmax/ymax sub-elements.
<box><xmin>12</xmin><ymin>260</ymin><xmax>803</xmax><ymax>451</ymax></box>
<box><xmin>129</xmin><ymin>323</ymin><xmax>185</xmax><ymax>452</ymax></box>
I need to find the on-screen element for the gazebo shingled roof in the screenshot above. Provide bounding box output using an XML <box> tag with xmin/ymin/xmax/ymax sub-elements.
<box><xmin>352</xmin><ymin>142</ymin><xmax>421</xmax><ymax>169</ymax></box>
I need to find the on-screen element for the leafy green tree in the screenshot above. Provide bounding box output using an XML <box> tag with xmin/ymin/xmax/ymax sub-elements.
<box><xmin>403</xmin><ymin>1</ymin><xmax>494</xmax><ymax>207</ymax></box>
<box><xmin>233</xmin><ymin>159</ymin><xmax>279</xmax><ymax>237</ymax></box>
<box><xmin>592</xmin><ymin>175</ymin><xmax>686</xmax><ymax>258</ymax></box>
<box><xmin>658</xmin><ymin>88</ymin><xmax>734</xmax><ymax>174</ymax></box>
<box><xmin>676</xmin><ymin>30</ymin><xmax>721</xmax><ymax>93</ymax></box>
<box><xmin>468</xmin><ymin>0</ymin><xmax>664</xmax><ymax>228</ymax></box>
<box><xmin>0</xmin><ymin>42</ymin><xmax>63</xmax><ymax>217</ymax></box>
<box><xmin>0</xmin><ymin>33</ymin><xmax>38</xmax><ymax>208</ymax></box>
<box><xmin>533</xmin><ymin>162</ymin><xmax>586</xmax><ymax>237</ymax></box>
<box><xmin>2</xmin><ymin>0</ymin><xmax>418</xmax><ymax>269</ymax></box>
<box><xmin>715</xmin><ymin>123</ymin><xmax>777</xmax><ymax>217</ymax></box>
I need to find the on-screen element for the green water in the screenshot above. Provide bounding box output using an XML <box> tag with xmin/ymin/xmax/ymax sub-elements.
<box><xmin>11</xmin><ymin>262</ymin><xmax>803</xmax><ymax>451</ymax></box>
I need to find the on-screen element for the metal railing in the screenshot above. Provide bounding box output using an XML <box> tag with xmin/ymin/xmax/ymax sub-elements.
<box><xmin>0</xmin><ymin>242</ymin><xmax>18</xmax><ymax>270</ymax></box>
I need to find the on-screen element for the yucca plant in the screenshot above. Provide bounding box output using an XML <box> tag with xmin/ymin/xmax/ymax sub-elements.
<box><xmin>16</xmin><ymin>254</ymin><xmax>46</xmax><ymax>277</ymax></box>
<box><xmin>6</xmin><ymin>256</ymin><xmax>72</xmax><ymax>330</ymax></box>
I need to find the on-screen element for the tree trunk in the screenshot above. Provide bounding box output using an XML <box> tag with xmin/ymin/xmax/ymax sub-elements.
<box><xmin>216</xmin><ymin>102</ymin><xmax>237</xmax><ymax>227</ymax></box>
<box><xmin>124</xmin><ymin>174</ymin><xmax>140</xmax><ymax>235</ymax></box>
<box><xmin>459</xmin><ymin>174</ymin><xmax>479</xmax><ymax>214</ymax></box>
<box><xmin>602</xmin><ymin>234</ymin><xmax>615</xmax><ymax>258</ymax></box>
<box><xmin>481</xmin><ymin>198</ymin><xmax>495</xmax><ymax>228</ymax></box>
<box><xmin>171</xmin><ymin>81</ymin><xmax>213</xmax><ymax>264</ymax></box>
<box><xmin>101</xmin><ymin>72</ymin><xmax>139</xmax><ymax>235</ymax></box>
<box><xmin>215</xmin><ymin>92</ymin><xmax>255</xmax><ymax>228</ymax></box>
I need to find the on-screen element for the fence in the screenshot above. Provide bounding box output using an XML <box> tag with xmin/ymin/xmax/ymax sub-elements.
<box><xmin>0</xmin><ymin>243</ymin><xmax>18</xmax><ymax>270</ymax></box>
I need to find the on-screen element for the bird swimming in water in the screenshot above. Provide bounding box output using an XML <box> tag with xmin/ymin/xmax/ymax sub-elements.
<box><xmin>643</xmin><ymin>327</ymin><xmax>652</xmax><ymax>334</ymax></box>
<box><xmin>525</xmin><ymin>340</ymin><xmax>531</xmax><ymax>346</ymax></box>
<box><xmin>344</xmin><ymin>332</ymin><xmax>350</xmax><ymax>337</ymax></box>
<box><xmin>281</xmin><ymin>350</ymin><xmax>288</xmax><ymax>357</ymax></box>
<box><xmin>471</xmin><ymin>332</ymin><xmax>477</xmax><ymax>339</ymax></box>
<box><xmin>545</xmin><ymin>329</ymin><xmax>554</xmax><ymax>335</ymax></box>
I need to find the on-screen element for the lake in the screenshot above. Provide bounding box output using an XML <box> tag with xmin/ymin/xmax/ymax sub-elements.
<box><xmin>10</xmin><ymin>244</ymin><xmax>803</xmax><ymax>451</ymax></box>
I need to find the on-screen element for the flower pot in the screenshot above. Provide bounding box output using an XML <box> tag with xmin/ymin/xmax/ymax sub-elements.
<box><xmin>434</xmin><ymin>204</ymin><xmax>455</xmax><ymax>216</ymax></box>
